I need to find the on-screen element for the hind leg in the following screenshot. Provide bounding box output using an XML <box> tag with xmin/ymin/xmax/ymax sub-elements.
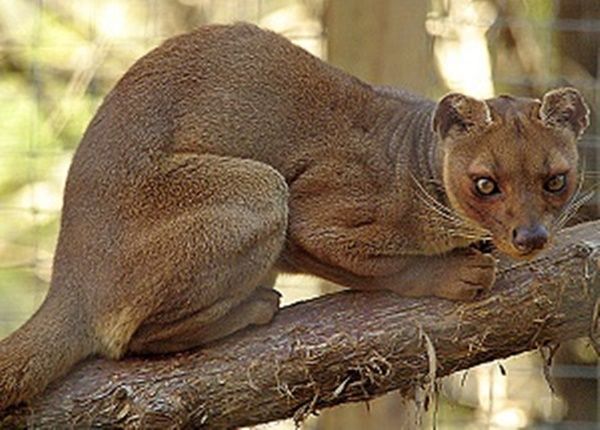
<box><xmin>128</xmin><ymin>285</ymin><xmax>280</xmax><ymax>354</ymax></box>
<box><xmin>93</xmin><ymin>154</ymin><xmax>288</xmax><ymax>358</ymax></box>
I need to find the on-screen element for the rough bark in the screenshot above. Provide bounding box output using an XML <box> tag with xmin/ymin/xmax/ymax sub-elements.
<box><xmin>2</xmin><ymin>221</ymin><xmax>599</xmax><ymax>429</ymax></box>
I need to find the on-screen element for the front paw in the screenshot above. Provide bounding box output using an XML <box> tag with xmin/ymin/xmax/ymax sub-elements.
<box><xmin>434</xmin><ymin>252</ymin><xmax>497</xmax><ymax>301</ymax></box>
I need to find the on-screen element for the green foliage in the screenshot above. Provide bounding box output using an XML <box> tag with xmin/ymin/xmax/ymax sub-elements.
<box><xmin>0</xmin><ymin>0</ymin><xmax>318</xmax><ymax>335</ymax></box>
<box><xmin>0</xmin><ymin>0</ymin><xmax>137</xmax><ymax>335</ymax></box>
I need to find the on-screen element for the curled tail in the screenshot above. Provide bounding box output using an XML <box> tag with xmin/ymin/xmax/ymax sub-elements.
<box><xmin>0</xmin><ymin>294</ymin><xmax>93</xmax><ymax>411</ymax></box>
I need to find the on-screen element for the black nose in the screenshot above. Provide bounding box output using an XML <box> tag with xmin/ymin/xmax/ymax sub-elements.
<box><xmin>512</xmin><ymin>225</ymin><xmax>549</xmax><ymax>253</ymax></box>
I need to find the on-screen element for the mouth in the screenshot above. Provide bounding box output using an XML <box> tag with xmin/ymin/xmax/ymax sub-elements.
<box><xmin>512</xmin><ymin>248</ymin><xmax>544</xmax><ymax>260</ymax></box>
<box><xmin>494</xmin><ymin>240</ymin><xmax>547</xmax><ymax>260</ymax></box>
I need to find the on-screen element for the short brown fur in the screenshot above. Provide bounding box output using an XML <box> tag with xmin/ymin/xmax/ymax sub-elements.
<box><xmin>0</xmin><ymin>24</ymin><xmax>589</xmax><ymax>411</ymax></box>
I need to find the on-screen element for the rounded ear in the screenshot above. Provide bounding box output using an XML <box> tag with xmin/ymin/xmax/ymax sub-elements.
<box><xmin>539</xmin><ymin>87</ymin><xmax>590</xmax><ymax>138</ymax></box>
<box><xmin>432</xmin><ymin>93</ymin><xmax>492</xmax><ymax>140</ymax></box>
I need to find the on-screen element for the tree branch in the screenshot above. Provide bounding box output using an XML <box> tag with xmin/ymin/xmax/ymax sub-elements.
<box><xmin>2</xmin><ymin>221</ymin><xmax>600</xmax><ymax>429</ymax></box>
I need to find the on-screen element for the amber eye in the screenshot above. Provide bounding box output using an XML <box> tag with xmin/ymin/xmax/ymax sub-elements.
<box><xmin>544</xmin><ymin>174</ymin><xmax>567</xmax><ymax>193</ymax></box>
<box><xmin>474</xmin><ymin>177</ymin><xmax>499</xmax><ymax>196</ymax></box>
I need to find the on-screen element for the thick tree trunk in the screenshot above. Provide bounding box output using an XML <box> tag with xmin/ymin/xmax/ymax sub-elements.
<box><xmin>2</xmin><ymin>221</ymin><xmax>599</xmax><ymax>429</ymax></box>
<box><xmin>325</xmin><ymin>0</ymin><xmax>432</xmax><ymax>93</ymax></box>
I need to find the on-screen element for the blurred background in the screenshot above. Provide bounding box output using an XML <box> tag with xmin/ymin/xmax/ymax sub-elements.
<box><xmin>0</xmin><ymin>0</ymin><xmax>598</xmax><ymax>428</ymax></box>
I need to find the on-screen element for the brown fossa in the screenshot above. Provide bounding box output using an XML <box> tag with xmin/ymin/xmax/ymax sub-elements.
<box><xmin>0</xmin><ymin>23</ymin><xmax>590</xmax><ymax>411</ymax></box>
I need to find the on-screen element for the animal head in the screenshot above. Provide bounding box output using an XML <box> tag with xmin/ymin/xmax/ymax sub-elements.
<box><xmin>433</xmin><ymin>87</ymin><xmax>590</xmax><ymax>259</ymax></box>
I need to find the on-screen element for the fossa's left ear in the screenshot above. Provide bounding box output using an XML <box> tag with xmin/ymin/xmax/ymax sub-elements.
<box><xmin>538</xmin><ymin>87</ymin><xmax>590</xmax><ymax>139</ymax></box>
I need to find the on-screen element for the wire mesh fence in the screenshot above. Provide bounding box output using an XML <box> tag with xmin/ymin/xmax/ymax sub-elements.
<box><xmin>0</xmin><ymin>0</ymin><xmax>325</xmax><ymax>335</ymax></box>
<box><xmin>426</xmin><ymin>2</ymin><xmax>599</xmax><ymax>428</ymax></box>
<box><xmin>0</xmin><ymin>0</ymin><xmax>597</xmax><ymax>428</ymax></box>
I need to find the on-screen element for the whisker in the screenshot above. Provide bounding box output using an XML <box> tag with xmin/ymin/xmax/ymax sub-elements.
<box><xmin>553</xmin><ymin>171</ymin><xmax>586</xmax><ymax>226</ymax></box>
<box><xmin>409</xmin><ymin>172</ymin><xmax>491</xmax><ymax>239</ymax></box>
<box><xmin>410</xmin><ymin>176</ymin><xmax>476</xmax><ymax>227</ymax></box>
<box><xmin>414</xmin><ymin>193</ymin><xmax>464</xmax><ymax>224</ymax></box>
<box><xmin>409</xmin><ymin>173</ymin><xmax>460</xmax><ymax>217</ymax></box>
<box><xmin>554</xmin><ymin>188</ymin><xmax>596</xmax><ymax>231</ymax></box>
<box><xmin>410</xmin><ymin>177</ymin><xmax>469</xmax><ymax>226</ymax></box>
